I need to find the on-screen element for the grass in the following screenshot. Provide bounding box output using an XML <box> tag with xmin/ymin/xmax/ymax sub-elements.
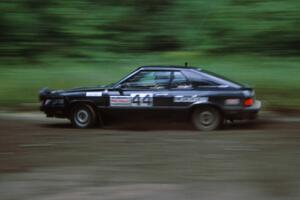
<box><xmin>0</xmin><ymin>53</ymin><xmax>299</xmax><ymax>110</ymax></box>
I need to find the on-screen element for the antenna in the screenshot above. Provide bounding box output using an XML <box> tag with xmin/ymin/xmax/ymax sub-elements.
<box><xmin>185</xmin><ymin>62</ymin><xmax>188</xmax><ymax>67</ymax></box>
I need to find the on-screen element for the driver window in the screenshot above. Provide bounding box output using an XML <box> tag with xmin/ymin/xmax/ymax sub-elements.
<box><xmin>123</xmin><ymin>71</ymin><xmax>171</xmax><ymax>89</ymax></box>
<box><xmin>171</xmin><ymin>71</ymin><xmax>192</xmax><ymax>89</ymax></box>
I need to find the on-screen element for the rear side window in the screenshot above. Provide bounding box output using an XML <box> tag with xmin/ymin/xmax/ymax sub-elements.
<box><xmin>200</xmin><ymin>70</ymin><xmax>243</xmax><ymax>88</ymax></box>
<box><xmin>183</xmin><ymin>70</ymin><xmax>218</xmax><ymax>87</ymax></box>
<box><xmin>192</xmin><ymin>80</ymin><xmax>216</xmax><ymax>87</ymax></box>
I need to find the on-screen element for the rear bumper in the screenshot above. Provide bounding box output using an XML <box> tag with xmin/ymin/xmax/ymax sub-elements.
<box><xmin>223</xmin><ymin>100</ymin><xmax>262</xmax><ymax>120</ymax></box>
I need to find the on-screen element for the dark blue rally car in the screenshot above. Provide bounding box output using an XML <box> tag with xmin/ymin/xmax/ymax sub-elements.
<box><xmin>39</xmin><ymin>66</ymin><xmax>261</xmax><ymax>131</ymax></box>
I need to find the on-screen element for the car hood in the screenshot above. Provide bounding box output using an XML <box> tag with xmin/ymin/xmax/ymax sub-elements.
<box><xmin>48</xmin><ymin>86</ymin><xmax>109</xmax><ymax>96</ymax></box>
<box><xmin>63</xmin><ymin>86</ymin><xmax>107</xmax><ymax>93</ymax></box>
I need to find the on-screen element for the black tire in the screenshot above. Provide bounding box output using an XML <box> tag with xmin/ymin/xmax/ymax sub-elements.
<box><xmin>192</xmin><ymin>106</ymin><xmax>223</xmax><ymax>131</ymax></box>
<box><xmin>70</xmin><ymin>104</ymin><xmax>97</xmax><ymax>128</ymax></box>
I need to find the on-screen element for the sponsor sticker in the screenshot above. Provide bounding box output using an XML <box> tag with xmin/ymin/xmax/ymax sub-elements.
<box><xmin>86</xmin><ymin>92</ymin><xmax>102</xmax><ymax>97</ymax></box>
<box><xmin>174</xmin><ymin>96</ymin><xmax>208</xmax><ymax>103</ymax></box>
<box><xmin>225</xmin><ymin>98</ymin><xmax>240</xmax><ymax>105</ymax></box>
<box><xmin>110</xmin><ymin>96</ymin><xmax>131</xmax><ymax>107</ymax></box>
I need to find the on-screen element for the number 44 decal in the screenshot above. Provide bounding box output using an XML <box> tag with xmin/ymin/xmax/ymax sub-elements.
<box><xmin>131</xmin><ymin>94</ymin><xmax>153</xmax><ymax>107</ymax></box>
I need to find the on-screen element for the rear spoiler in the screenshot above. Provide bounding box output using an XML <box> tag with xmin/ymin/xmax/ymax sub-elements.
<box><xmin>241</xmin><ymin>86</ymin><xmax>255</xmax><ymax>97</ymax></box>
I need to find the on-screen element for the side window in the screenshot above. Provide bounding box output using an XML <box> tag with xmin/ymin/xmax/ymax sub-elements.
<box><xmin>171</xmin><ymin>72</ymin><xmax>192</xmax><ymax>89</ymax></box>
<box><xmin>192</xmin><ymin>80</ymin><xmax>217</xmax><ymax>87</ymax></box>
<box><xmin>184</xmin><ymin>70</ymin><xmax>219</xmax><ymax>87</ymax></box>
<box><xmin>123</xmin><ymin>71</ymin><xmax>171</xmax><ymax>89</ymax></box>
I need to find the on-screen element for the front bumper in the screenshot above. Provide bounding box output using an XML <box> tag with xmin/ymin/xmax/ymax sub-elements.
<box><xmin>223</xmin><ymin>100</ymin><xmax>262</xmax><ymax>120</ymax></box>
<box><xmin>40</xmin><ymin>105</ymin><xmax>67</xmax><ymax>118</ymax></box>
<box><xmin>40</xmin><ymin>99</ymin><xmax>68</xmax><ymax>118</ymax></box>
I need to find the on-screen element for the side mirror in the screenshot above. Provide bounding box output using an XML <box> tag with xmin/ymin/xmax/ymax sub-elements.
<box><xmin>115</xmin><ymin>84</ymin><xmax>125</xmax><ymax>94</ymax></box>
<box><xmin>117</xmin><ymin>88</ymin><xmax>123</xmax><ymax>95</ymax></box>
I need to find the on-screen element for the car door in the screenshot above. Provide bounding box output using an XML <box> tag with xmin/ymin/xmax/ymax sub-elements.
<box><xmin>166</xmin><ymin>71</ymin><xmax>194</xmax><ymax>108</ymax></box>
<box><xmin>108</xmin><ymin>70</ymin><xmax>173</xmax><ymax>110</ymax></box>
<box><xmin>168</xmin><ymin>70</ymin><xmax>219</xmax><ymax>109</ymax></box>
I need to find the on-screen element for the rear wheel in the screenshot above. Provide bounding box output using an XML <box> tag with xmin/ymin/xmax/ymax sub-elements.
<box><xmin>71</xmin><ymin>104</ymin><xmax>97</xmax><ymax>128</ymax></box>
<box><xmin>192</xmin><ymin>107</ymin><xmax>223</xmax><ymax>131</ymax></box>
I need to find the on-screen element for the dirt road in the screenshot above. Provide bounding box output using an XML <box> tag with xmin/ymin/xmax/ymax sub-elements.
<box><xmin>0</xmin><ymin>112</ymin><xmax>300</xmax><ymax>200</ymax></box>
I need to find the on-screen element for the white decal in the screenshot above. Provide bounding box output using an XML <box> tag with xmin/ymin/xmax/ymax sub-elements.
<box><xmin>174</xmin><ymin>96</ymin><xmax>208</xmax><ymax>103</ymax></box>
<box><xmin>131</xmin><ymin>93</ymin><xmax>153</xmax><ymax>107</ymax></box>
<box><xmin>225</xmin><ymin>98</ymin><xmax>240</xmax><ymax>105</ymax></box>
<box><xmin>86</xmin><ymin>92</ymin><xmax>102</xmax><ymax>97</ymax></box>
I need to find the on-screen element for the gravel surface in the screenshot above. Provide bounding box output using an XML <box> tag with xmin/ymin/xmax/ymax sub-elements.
<box><xmin>0</xmin><ymin>112</ymin><xmax>300</xmax><ymax>200</ymax></box>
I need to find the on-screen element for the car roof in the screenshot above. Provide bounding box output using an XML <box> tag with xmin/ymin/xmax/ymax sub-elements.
<box><xmin>138</xmin><ymin>66</ymin><xmax>201</xmax><ymax>71</ymax></box>
<box><xmin>114</xmin><ymin>65</ymin><xmax>243</xmax><ymax>89</ymax></box>
<box><xmin>137</xmin><ymin>66</ymin><xmax>242</xmax><ymax>88</ymax></box>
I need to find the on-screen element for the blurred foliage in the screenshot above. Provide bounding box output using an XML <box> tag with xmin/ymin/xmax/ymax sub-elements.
<box><xmin>1</xmin><ymin>0</ymin><xmax>300</xmax><ymax>62</ymax></box>
<box><xmin>0</xmin><ymin>0</ymin><xmax>300</xmax><ymax>109</ymax></box>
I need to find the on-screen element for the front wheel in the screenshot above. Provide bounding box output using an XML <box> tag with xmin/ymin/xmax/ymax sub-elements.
<box><xmin>192</xmin><ymin>107</ymin><xmax>223</xmax><ymax>131</ymax></box>
<box><xmin>71</xmin><ymin>104</ymin><xmax>97</xmax><ymax>128</ymax></box>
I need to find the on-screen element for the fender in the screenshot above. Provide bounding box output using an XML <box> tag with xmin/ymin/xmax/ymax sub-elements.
<box><xmin>68</xmin><ymin>100</ymin><xmax>98</xmax><ymax>111</ymax></box>
<box><xmin>189</xmin><ymin>101</ymin><xmax>224</xmax><ymax>115</ymax></box>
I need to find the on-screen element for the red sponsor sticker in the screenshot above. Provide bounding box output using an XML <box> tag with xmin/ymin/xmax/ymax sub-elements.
<box><xmin>110</xmin><ymin>96</ymin><xmax>131</xmax><ymax>106</ymax></box>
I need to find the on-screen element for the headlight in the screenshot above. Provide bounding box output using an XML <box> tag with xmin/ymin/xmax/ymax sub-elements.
<box><xmin>44</xmin><ymin>99</ymin><xmax>52</xmax><ymax>105</ymax></box>
<box><xmin>53</xmin><ymin>99</ymin><xmax>65</xmax><ymax>105</ymax></box>
<box><xmin>44</xmin><ymin>99</ymin><xmax>64</xmax><ymax>105</ymax></box>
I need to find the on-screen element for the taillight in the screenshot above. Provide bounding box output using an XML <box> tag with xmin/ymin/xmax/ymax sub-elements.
<box><xmin>244</xmin><ymin>98</ymin><xmax>254</xmax><ymax>107</ymax></box>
